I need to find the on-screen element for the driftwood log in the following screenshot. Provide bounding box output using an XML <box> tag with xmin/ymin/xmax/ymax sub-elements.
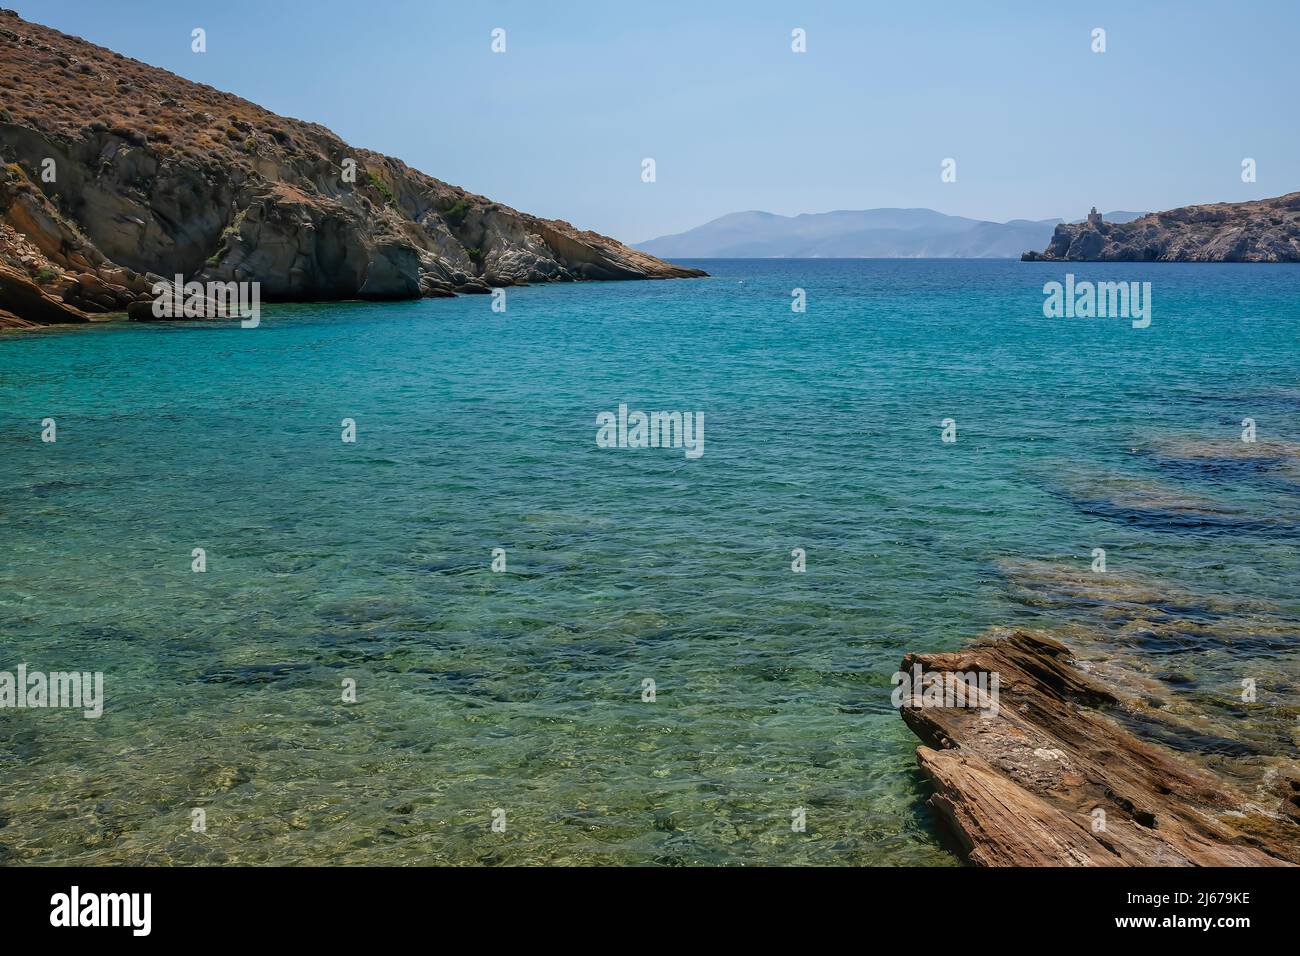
<box><xmin>901</xmin><ymin>629</ymin><xmax>1299</xmax><ymax>866</ymax></box>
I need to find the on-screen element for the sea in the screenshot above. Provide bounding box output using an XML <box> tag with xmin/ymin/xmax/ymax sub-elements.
<box><xmin>1</xmin><ymin>258</ymin><xmax>1297</xmax><ymax>865</ymax></box>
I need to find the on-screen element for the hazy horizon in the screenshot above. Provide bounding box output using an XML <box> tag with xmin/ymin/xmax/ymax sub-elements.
<box><xmin>14</xmin><ymin>0</ymin><xmax>1299</xmax><ymax>247</ymax></box>
<box><xmin>640</xmin><ymin>204</ymin><xmax>1148</xmax><ymax>232</ymax></box>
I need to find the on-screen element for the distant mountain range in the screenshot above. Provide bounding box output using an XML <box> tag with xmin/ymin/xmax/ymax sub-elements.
<box><xmin>636</xmin><ymin>208</ymin><xmax>1148</xmax><ymax>259</ymax></box>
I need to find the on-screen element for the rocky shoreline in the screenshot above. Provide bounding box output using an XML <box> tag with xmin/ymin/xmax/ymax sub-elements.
<box><xmin>903</xmin><ymin>471</ymin><xmax>1300</xmax><ymax>871</ymax></box>
<box><xmin>1022</xmin><ymin>194</ymin><xmax>1300</xmax><ymax>262</ymax></box>
<box><xmin>0</xmin><ymin>10</ymin><xmax>703</xmax><ymax>330</ymax></box>
<box><xmin>901</xmin><ymin>628</ymin><xmax>1300</xmax><ymax>866</ymax></box>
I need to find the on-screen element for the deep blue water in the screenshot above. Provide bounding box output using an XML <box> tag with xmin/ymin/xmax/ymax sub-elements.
<box><xmin>1</xmin><ymin>259</ymin><xmax>1298</xmax><ymax>864</ymax></box>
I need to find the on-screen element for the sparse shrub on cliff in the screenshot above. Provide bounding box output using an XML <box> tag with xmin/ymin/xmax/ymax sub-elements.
<box><xmin>440</xmin><ymin>198</ymin><xmax>469</xmax><ymax>227</ymax></box>
<box><xmin>366</xmin><ymin>171</ymin><xmax>397</xmax><ymax>207</ymax></box>
<box><xmin>108</xmin><ymin>125</ymin><xmax>146</xmax><ymax>146</ymax></box>
<box><xmin>465</xmin><ymin>246</ymin><xmax>482</xmax><ymax>263</ymax></box>
<box><xmin>204</xmin><ymin>224</ymin><xmax>240</xmax><ymax>267</ymax></box>
<box><xmin>2</xmin><ymin>161</ymin><xmax>33</xmax><ymax>192</ymax></box>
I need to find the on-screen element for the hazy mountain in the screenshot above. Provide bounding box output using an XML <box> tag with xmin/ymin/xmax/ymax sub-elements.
<box><xmin>637</xmin><ymin>208</ymin><xmax>1148</xmax><ymax>259</ymax></box>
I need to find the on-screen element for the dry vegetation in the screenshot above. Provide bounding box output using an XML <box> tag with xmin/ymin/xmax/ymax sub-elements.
<box><xmin>0</xmin><ymin>9</ymin><xmax>469</xmax><ymax>201</ymax></box>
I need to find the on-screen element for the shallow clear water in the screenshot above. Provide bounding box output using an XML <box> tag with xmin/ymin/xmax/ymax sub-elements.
<box><xmin>1</xmin><ymin>259</ymin><xmax>1298</xmax><ymax>865</ymax></box>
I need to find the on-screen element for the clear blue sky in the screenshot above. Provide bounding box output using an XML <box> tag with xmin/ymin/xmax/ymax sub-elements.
<box><xmin>15</xmin><ymin>1</ymin><xmax>1298</xmax><ymax>244</ymax></box>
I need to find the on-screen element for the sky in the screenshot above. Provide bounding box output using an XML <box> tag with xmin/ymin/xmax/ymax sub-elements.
<box><xmin>13</xmin><ymin>1</ymin><xmax>1299</xmax><ymax>245</ymax></box>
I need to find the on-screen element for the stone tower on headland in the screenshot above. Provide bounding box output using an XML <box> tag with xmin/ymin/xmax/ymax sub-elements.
<box><xmin>1087</xmin><ymin>206</ymin><xmax>1103</xmax><ymax>226</ymax></box>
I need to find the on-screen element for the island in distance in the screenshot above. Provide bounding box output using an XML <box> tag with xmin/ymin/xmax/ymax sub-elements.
<box><xmin>636</xmin><ymin>208</ymin><xmax>1146</xmax><ymax>259</ymax></box>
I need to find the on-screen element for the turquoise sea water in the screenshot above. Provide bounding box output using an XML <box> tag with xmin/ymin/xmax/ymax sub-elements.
<box><xmin>1</xmin><ymin>259</ymin><xmax>1298</xmax><ymax>865</ymax></box>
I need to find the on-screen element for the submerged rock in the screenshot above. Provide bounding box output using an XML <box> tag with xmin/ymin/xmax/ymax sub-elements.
<box><xmin>1135</xmin><ymin>435</ymin><xmax>1300</xmax><ymax>491</ymax></box>
<box><xmin>997</xmin><ymin>560</ymin><xmax>1300</xmax><ymax>766</ymax></box>
<box><xmin>998</xmin><ymin>558</ymin><xmax>1269</xmax><ymax>617</ymax></box>
<box><xmin>1138</xmin><ymin>436</ymin><xmax>1300</xmax><ymax>465</ymax></box>
<box><xmin>998</xmin><ymin>558</ymin><xmax>1299</xmax><ymax>653</ymax></box>
<box><xmin>1046</xmin><ymin>469</ymin><xmax>1295</xmax><ymax>533</ymax></box>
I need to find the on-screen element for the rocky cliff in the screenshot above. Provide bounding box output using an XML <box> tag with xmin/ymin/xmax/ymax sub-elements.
<box><xmin>0</xmin><ymin>10</ymin><xmax>703</xmax><ymax>329</ymax></box>
<box><xmin>1022</xmin><ymin>193</ymin><xmax>1300</xmax><ymax>262</ymax></box>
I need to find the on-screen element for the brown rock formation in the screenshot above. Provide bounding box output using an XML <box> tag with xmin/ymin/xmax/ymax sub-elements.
<box><xmin>0</xmin><ymin>10</ymin><xmax>703</xmax><ymax>327</ymax></box>
<box><xmin>0</xmin><ymin>260</ymin><xmax>89</xmax><ymax>324</ymax></box>
<box><xmin>1022</xmin><ymin>194</ymin><xmax>1300</xmax><ymax>262</ymax></box>
<box><xmin>901</xmin><ymin>629</ymin><xmax>1300</xmax><ymax>866</ymax></box>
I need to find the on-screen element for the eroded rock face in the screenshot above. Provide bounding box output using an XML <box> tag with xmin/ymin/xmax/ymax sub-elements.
<box><xmin>1022</xmin><ymin>194</ymin><xmax>1300</xmax><ymax>262</ymax></box>
<box><xmin>0</xmin><ymin>10</ymin><xmax>704</xmax><ymax>327</ymax></box>
<box><xmin>0</xmin><ymin>261</ymin><xmax>89</xmax><ymax>324</ymax></box>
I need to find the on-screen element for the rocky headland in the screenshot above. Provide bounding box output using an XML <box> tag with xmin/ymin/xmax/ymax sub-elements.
<box><xmin>1022</xmin><ymin>194</ymin><xmax>1300</xmax><ymax>262</ymax></box>
<box><xmin>0</xmin><ymin>10</ymin><xmax>703</xmax><ymax>330</ymax></box>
